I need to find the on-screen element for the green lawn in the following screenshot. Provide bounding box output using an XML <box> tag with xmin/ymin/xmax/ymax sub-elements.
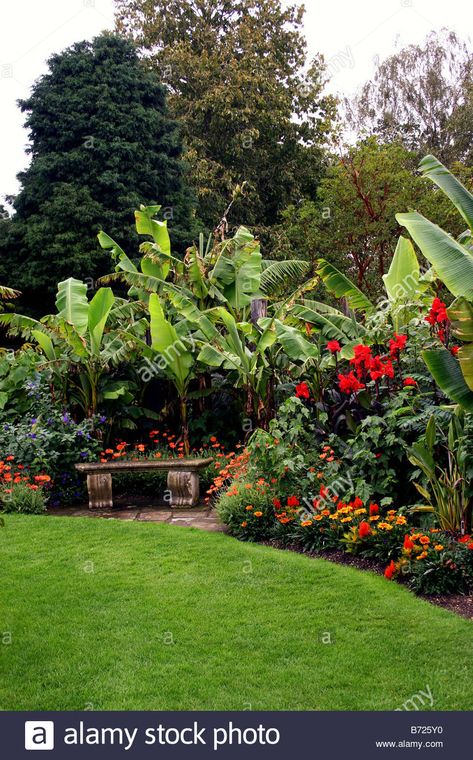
<box><xmin>1</xmin><ymin>515</ymin><xmax>472</xmax><ymax>711</ymax></box>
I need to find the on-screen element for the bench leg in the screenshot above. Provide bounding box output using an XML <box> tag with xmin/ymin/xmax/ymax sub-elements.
<box><xmin>167</xmin><ymin>470</ymin><xmax>199</xmax><ymax>507</ymax></box>
<box><xmin>87</xmin><ymin>473</ymin><xmax>113</xmax><ymax>510</ymax></box>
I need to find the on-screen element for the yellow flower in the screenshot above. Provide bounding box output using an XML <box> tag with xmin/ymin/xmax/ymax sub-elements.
<box><xmin>387</xmin><ymin>510</ymin><xmax>397</xmax><ymax>515</ymax></box>
<box><xmin>369</xmin><ymin>515</ymin><xmax>379</xmax><ymax>521</ymax></box>
<box><xmin>314</xmin><ymin>515</ymin><xmax>323</xmax><ymax>521</ymax></box>
<box><xmin>329</xmin><ymin>514</ymin><xmax>339</xmax><ymax>520</ymax></box>
<box><xmin>416</xmin><ymin>551</ymin><xmax>428</xmax><ymax>560</ymax></box>
<box><xmin>354</xmin><ymin>508</ymin><xmax>367</xmax><ymax>515</ymax></box>
<box><xmin>321</xmin><ymin>509</ymin><xmax>330</xmax><ymax>516</ymax></box>
<box><xmin>396</xmin><ymin>516</ymin><xmax>407</xmax><ymax>525</ymax></box>
<box><xmin>340</xmin><ymin>516</ymin><xmax>353</xmax><ymax>523</ymax></box>
<box><xmin>434</xmin><ymin>544</ymin><xmax>444</xmax><ymax>551</ymax></box>
<box><xmin>301</xmin><ymin>520</ymin><xmax>313</xmax><ymax>527</ymax></box>
<box><xmin>378</xmin><ymin>522</ymin><xmax>393</xmax><ymax>531</ymax></box>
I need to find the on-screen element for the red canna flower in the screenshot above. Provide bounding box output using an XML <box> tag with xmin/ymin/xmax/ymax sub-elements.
<box><xmin>287</xmin><ymin>495</ymin><xmax>300</xmax><ymax>507</ymax></box>
<box><xmin>338</xmin><ymin>372</ymin><xmax>365</xmax><ymax>394</ymax></box>
<box><xmin>327</xmin><ymin>340</ymin><xmax>341</xmax><ymax>353</ymax></box>
<box><xmin>369</xmin><ymin>503</ymin><xmax>379</xmax><ymax>516</ymax></box>
<box><xmin>295</xmin><ymin>382</ymin><xmax>310</xmax><ymax>399</ymax></box>
<box><xmin>403</xmin><ymin>534</ymin><xmax>414</xmax><ymax>550</ymax></box>
<box><xmin>403</xmin><ymin>377</ymin><xmax>417</xmax><ymax>387</ymax></box>
<box><xmin>358</xmin><ymin>521</ymin><xmax>371</xmax><ymax>538</ymax></box>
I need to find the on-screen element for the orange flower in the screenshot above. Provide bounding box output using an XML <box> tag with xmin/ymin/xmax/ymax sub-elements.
<box><xmin>241</xmin><ymin>521</ymin><xmax>248</xmax><ymax>528</ymax></box>
<box><xmin>254</xmin><ymin>511</ymin><xmax>263</xmax><ymax>517</ymax></box>
<box><xmin>245</xmin><ymin>505</ymin><xmax>253</xmax><ymax>511</ymax></box>
<box><xmin>419</xmin><ymin>536</ymin><xmax>430</xmax><ymax>545</ymax></box>
<box><xmin>384</xmin><ymin>560</ymin><xmax>396</xmax><ymax>580</ymax></box>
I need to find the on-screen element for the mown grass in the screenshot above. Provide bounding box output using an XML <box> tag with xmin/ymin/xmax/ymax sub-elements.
<box><xmin>1</xmin><ymin>514</ymin><xmax>472</xmax><ymax>710</ymax></box>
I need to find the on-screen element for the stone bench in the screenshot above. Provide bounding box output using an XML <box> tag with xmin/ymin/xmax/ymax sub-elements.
<box><xmin>75</xmin><ymin>458</ymin><xmax>213</xmax><ymax>510</ymax></box>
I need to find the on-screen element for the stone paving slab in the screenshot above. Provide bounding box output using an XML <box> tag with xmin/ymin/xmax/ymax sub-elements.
<box><xmin>46</xmin><ymin>504</ymin><xmax>225</xmax><ymax>532</ymax></box>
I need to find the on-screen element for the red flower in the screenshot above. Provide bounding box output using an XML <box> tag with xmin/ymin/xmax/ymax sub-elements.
<box><xmin>338</xmin><ymin>372</ymin><xmax>365</xmax><ymax>394</ymax></box>
<box><xmin>287</xmin><ymin>495</ymin><xmax>300</xmax><ymax>507</ymax></box>
<box><xmin>451</xmin><ymin>346</ymin><xmax>459</xmax><ymax>356</ymax></box>
<box><xmin>389</xmin><ymin>333</ymin><xmax>407</xmax><ymax>358</ymax></box>
<box><xmin>295</xmin><ymin>382</ymin><xmax>310</xmax><ymax>399</ymax></box>
<box><xmin>353</xmin><ymin>496</ymin><xmax>363</xmax><ymax>509</ymax></box>
<box><xmin>426</xmin><ymin>297</ymin><xmax>449</xmax><ymax>326</ymax></box>
<box><xmin>272</xmin><ymin>497</ymin><xmax>282</xmax><ymax>510</ymax></box>
<box><xmin>468</xmin><ymin>542</ymin><xmax>473</xmax><ymax>551</ymax></box>
<box><xmin>458</xmin><ymin>535</ymin><xmax>471</xmax><ymax>544</ymax></box>
<box><xmin>350</xmin><ymin>344</ymin><xmax>372</xmax><ymax>377</ymax></box>
<box><xmin>403</xmin><ymin>534</ymin><xmax>414</xmax><ymax>550</ymax></box>
<box><xmin>384</xmin><ymin>560</ymin><xmax>396</xmax><ymax>580</ymax></box>
<box><xmin>327</xmin><ymin>340</ymin><xmax>341</xmax><ymax>353</ymax></box>
<box><xmin>403</xmin><ymin>377</ymin><xmax>417</xmax><ymax>387</ymax></box>
<box><xmin>369</xmin><ymin>503</ymin><xmax>379</xmax><ymax>516</ymax></box>
<box><xmin>358</xmin><ymin>521</ymin><xmax>371</xmax><ymax>538</ymax></box>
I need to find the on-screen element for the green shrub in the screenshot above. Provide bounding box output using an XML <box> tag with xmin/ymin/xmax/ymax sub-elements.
<box><xmin>0</xmin><ymin>483</ymin><xmax>47</xmax><ymax>514</ymax></box>
<box><xmin>216</xmin><ymin>481</ymin><xmax>274</xmax><ymax>541</ymax></box>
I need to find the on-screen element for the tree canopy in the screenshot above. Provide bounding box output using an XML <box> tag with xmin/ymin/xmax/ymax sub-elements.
<box><xmin>276</xmin><ymin>138</ymin><xmax>473</xmax><ymax>295</ymax></box>
<box><xmin>0</xmin><ymin>33</ymin><xmax>197</xmax><ymax>312</ymax></box>
<box><xmin>345</xmin><ymin>30</ymin><xmax>473</xmax><ymax>165</ymax></box>
<box><xmin>115</xmin><ymin>0</ymin><xmax>337</xmax><ymax>230</ymax></box>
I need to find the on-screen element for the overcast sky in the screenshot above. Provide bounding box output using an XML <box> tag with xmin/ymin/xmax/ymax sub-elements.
<box><xmin>1</xmin><ymin>0</ymin><xmax>472</xmax><ymax>203</ymax></box>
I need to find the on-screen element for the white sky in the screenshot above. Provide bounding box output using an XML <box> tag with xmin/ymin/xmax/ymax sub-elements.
<box><xmin>0</xmin><ymin>0</ymin><xmax>472</xmax><ymax>203</ymax></box>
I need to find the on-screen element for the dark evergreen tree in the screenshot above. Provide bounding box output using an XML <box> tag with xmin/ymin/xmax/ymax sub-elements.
<box><xmin>1</xmin><ymin>33</ymin><xmax>197</xmax><ymax>311</ymax></box>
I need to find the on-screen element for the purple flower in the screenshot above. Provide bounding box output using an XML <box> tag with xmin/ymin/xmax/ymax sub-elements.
<box><xmin>99</xmin><ymin>415</ymin><xmax>106</xmax><ymax>423</ymax></box>
<box><xmin>80</xmin><ymin>452</ymin><xmax>88</xmax><ymax>458</ymax></box>
<box><xmin>29</xmin><ymin>433</ymin><xmax>37</xmax><ymax>439</ymax></box>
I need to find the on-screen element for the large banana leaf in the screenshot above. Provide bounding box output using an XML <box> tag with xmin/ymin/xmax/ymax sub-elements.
<box><xmin>273</xmin><ymin>320</ymin><xmax>319</xmax><ymax>362</ymax></box>
<box><xmin>149</xmin><ymin>294</ymin><xmax>193</xmax><ymax>392</ymax></box>
<box><xmin>316</xmin><ymin>259</ymin><xmax>374</xmax><ymax>313</ymax></box>
<box><xmin>291</xmin><ymin>300</ymin><xmax>366</xmax><ymax>341</ymax></box>
<box><xmin>134</xmin><ymin>205</ymin><xmax>171</xmax><ymax>254</ymax></box>
<box><xmin>448</xmin><ymin>297</ymin><xmax>473</xmax><ymax>341</ymax></box>
<box><xmin>419</xmin><ymin>155</ymin><xmax>473</xmax><ymax>231</ymax></box>
<box><xmin>0</xmin><ymin>284</ymin><xmax>20</xmax><ymax>299</ymax></box>
<box><xmin>383</xmin><ymin>236</ymin><xmax>421</xmax><ymax>302</ymax></box>
<box><xmin>423</xmin><ymin>347</ymin><xmax>473</xmax><ymax>412</ymax></box>
<box><xmin>88</xmin><ymin>288</ymin><xmax>115</xmax><ymax>355</ymax></box>
<box><xmin>396</xmin><ymin>212</ymin><xmax>473</xmax><ymax>299</ymax></box>
<box><xmin>260</xmin><ymin>259</ymin><xmax>310</xmax><ymax>294</ymax></box>
<box><xmin>55</xmin><ymin>278</ymin><xmax>89</xmax><ymax>336</ymax></box>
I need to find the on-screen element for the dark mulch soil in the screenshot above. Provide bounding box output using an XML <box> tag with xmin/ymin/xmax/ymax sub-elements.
<box><xmin>263</xmin><ymin>539</ymin><xmax>473</xmax><ymax>621</ymax></box>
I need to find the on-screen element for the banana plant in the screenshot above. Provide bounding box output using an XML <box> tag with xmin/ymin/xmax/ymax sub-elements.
<box><xmin>147</xmin><ymin>293</ymin><xmax>195</xmax><ymax>454</ymax></box>
<box><xmin>408</xmin><ymin>412</ymin><xmax>471</xmax><ymax>532</ymax></box>
<box><xmin>396</xmin><ymin>155</ymin><xmax>473</xmax><ymax>411</ymax></box>
<box><xmin>0</xmin><ymin>278</ymin><xmax>147</xmax><ymax>419</ymax></box>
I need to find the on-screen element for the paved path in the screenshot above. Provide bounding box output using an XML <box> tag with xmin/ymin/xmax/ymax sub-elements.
<box><xmin>47</xmin><ymin>504</ymin><xmax>224</xmax><ymax>532</ymax></box>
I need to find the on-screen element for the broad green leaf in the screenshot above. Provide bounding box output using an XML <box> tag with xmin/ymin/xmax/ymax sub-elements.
<box><xmin>419</xmin><ymin>154</ymin><xmax>473</xmax><ymax>231</ymax></box>
<box><xmin>31</xmin><ymin>330</ymin><xmax>56</xmax><ymax>361</ymax></box>
<box><xmin>88</xmin><ymin>288</ymin><xmax>115</xmax><ymax>355</ymax></box>
<box><xmin>396</xmin><ymin>212</ymin><xmax>473</xmax><ymax>299</ymax></box>
<box><xmin>149</xmin><ymin>294</ymin><xmax>192</xmax><ymax>389</ymax></box>
<box><xmin>382</xmin><ymin>236</ymin><xmax>420</xmax><ymax>302</ymax></box>
<box><xmin>458</xmin><ymin>344</ymin><xmax>473</xmax><ymax>391</ymax></box>
<box><xmin>316</xmin><ymin>259</ymin><xmax>374</xmax><ymax>313</ymax></box>
<box><xmin>55</xmin><ymin>278</ymin><xmax>89</xmax><ymax>336</ymax></box>
<box><xmin>274</xmin><ymin>320</ymin><xmax>319</xmax><ymax>362</ymax></box>
<box><xmin>423</xmin><ymin>347</ymin><xmax>473</xmax><ymax>412</ymax></box>
<box><xmin>135</xmin><ymin>206</ymin><xmax>171</xmax><ymax>254</ymax></box>
<box><xmin>260</xmin><ymin>259</ymin><xmax>310</xmax><ymax>294</ymax></box>
<box><xmin>447</xmin><ymin>297</ymin><xmax>473</xmax><ymax>341</ymax></box>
